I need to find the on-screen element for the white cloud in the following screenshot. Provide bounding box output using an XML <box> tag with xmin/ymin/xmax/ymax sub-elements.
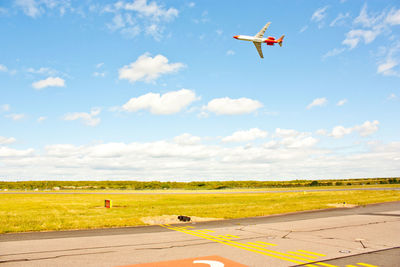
<box><xmin>1</xmin><ymin>104</ymin><xmax>10</xmax><ymax>112</ymax></box>
<box><xmin>341</xmin><ymin>5</ymin><xmax>389</xmax><ymax>50</ymax></box>
<box><xmin>15</xmin><ymin>0</ymin><xmax>41</xmax><ymax>18</ymax></box>
<box><xmin>204</xmin><ymin>97</ymin><xmax>263</xmax><ymax>115</ymax></box>
<box><xmin>299</xmin><ymin>25</ymin><xmax>308</xmax><ymax>33</ymax></box>
<box><xmin>123</xmin><ymin>0</ymin><xmax>178</xmax><ymax>21</ymax></box>
<box><xmin>275</xmin><ymin>128</ymin><xmax>300</xmax><ymax>138</ymax></box>
<box><xmin>192</xmin><ymin>10</ymin><xmax>209</xmax><ymax>24</ymax></box>
<box><xmin>119</xmin><ymin>54</ymin><xmax>184</xmax><ymax>83</ymax></box>
<box><xmin>2</xmin><ymin>133</ymin><xmax>400</xmax><ymax>180</ymax></box>
<box><xmin>336</xmin><ymin>99</ymin><xmax>347</xmax><ymax>106</ymax></box>
<box><xmin>0</xmin><ymin>64</ymin><xmax>8</xmax><ymax>72</ymax></box>
<box><xmin>322</xmin><ymin>48</ymin><xmax>345</xmax><ymax>59</ymax></box>
<box><xmin>274</xmin><ymin>128</ymin><xmax>318</xmax><ymax>148</ymax></box>
<box><xmin>354</xmin><ymin>4</ymin><xmax>384</xmax><ymax>28</ymax></box>
<box><xmin>329</xmin><ymin>120</ymin><xmax>379</xmax><ymax>138</ymax></box>
<box><xmin>122</xmin><ymin>89</ymin><xmax>198</xmax><ymax>115</ymax></box>
<box><xmin>45</xmin><ymin>144</ymin><xmax>83</xmax><ymax>157</ymax></box>
<box><xmin>64</xmin><ymin>108</ymin><xmax>101</xmax><ymax>126</ymax></box>
<box><xmin>5</xmin><ymin>113</ymin><xmax>25</xmax><ymax>121</ymax></box>
<box><xmin>377</xmin><ymin>58</ymin><xmax>399</xmax><ymax>76</ymax></box>
<box><xmin>173</xmin><ymin>133</ymin><xmax>201</xmax><ymax>145</ymax></box>
<box><xmin>311</xmin><ymin>6</ymin><xmax>329</xmax><ymax>23</ymax></box>
<box><xmin>376</xmin><ymin>42</ymin><xmax>400</xmax><ymax>77</ymax></box>
<box><xmin>27</xmin><ymin>67</ymin><xmax>57</xmax><ymax>76</ymax></box>
<box><xmin>121</xmin><ymin>25</ymin><xmax>141</xmax><ymax>38</ymax></box>
<box><xmin>32</xmin><ymin>77</ymin><xmax>65</xmax><ymax>89</ymax></box>
<box><xmin>306</xmin><ymin>97</ymin><xmax>327</xmax><ymax>109</ymax></box>
<box><xmin>145</xmin><ymin>24</ymin><xmax>162</xmax><ymax>40</ymax></box>
<box><xmin>0</xmin><ymin>147</ymin><xmax>34</xmax><ymax>157</ymax></box>
<box><xmin>15</xmin><ymin>0</ymin><xmax>72</xmax><ymax>18</ymax></box>
<box><xmin>93</xmin><ymin>71</ymin><xmax>106</xmax><ymax>77</ymax></box>
<box><xmin>226</xmin><ymin>50</ymin><xmax>235</xmax><ymax>56</ymax></box>
<box><xmin>386</xmin><ymin>8</ymin><xmax>400</xmax><ymax>25</ymax></box>
<box><xmin>316</xmin><ymin>129</ymin><xmax>328</xmax><ymax>136</ymax></box>
<box><xmin>107</xmin><ymin>13</ymin><xmax>126</xmax><ymax>31</ymax></box>
<box><xmin>103</xmin><ymin>0</ymin><xmax>178</xmax><ymax>40</ymax></box>
<box><xmin>188</xmin><ymin>2</ymin><xmax>195</xmax><ymax>8</ymax></box>
<box><xmin>342</xmin><ymin>29</ymin><xmax>381</xmax><ymax>49</ymax></box>
<box><xmin>355</xmin><ymin>120</ymin><xmax>379</xmax><ymax>136</ymax></box>
<box><xmin>281</xmin><ymin>135</ymin><xmax>318</xmax><ymax>149</ymax></box>
<box><xmin>330</xmin><ymin>12</ymin><xmax>350</xmax><ymax>27</ymax></box>
<box><xmin>329</xmin><ymin>125</ymin><xmax>353</xmax><ymax>139</ymax></box>
<box><xmin>0</xmin><ymin>136</ymin><xmax>16</xmax><ymax>145</ymax></box>
<box><xmin>96</xmin><ymin>62</ymin><xmax>104</xmax><ymax>68</ymax></box>
<box><xmin>335</xmin><ymin>5</ymin><xmax>399</xmax><ymax>56</ymax></box>
<box><xmin>222</xmin><ymin>128</ymin><xmax>267</xmax><ymax>143</ymax></box>
<box><xmin>37</xmin><ymin>116</ymin><xmax>47</xmax><ymax>122</ymax></box>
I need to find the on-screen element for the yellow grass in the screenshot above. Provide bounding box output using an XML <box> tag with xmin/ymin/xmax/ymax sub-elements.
<box><xmin>0</xmin><ymin>189</ymin><xmax>399</xmax><ymax>234</ymax></box>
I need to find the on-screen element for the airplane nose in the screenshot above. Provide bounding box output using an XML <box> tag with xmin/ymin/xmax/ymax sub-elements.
<box><xmin>233</xmin><ymin>35</ymin><xmax>238</xmax><ymax>39</ymax></box>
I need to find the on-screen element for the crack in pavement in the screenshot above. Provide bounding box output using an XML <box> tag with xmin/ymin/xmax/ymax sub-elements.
<box><xmin>134</xmin><ymin>241</ymin><xmax>212</xmax><ymax>250</ymax></box>
<box><xmin>282</xmin><ymin>231</ymin><xmax>292</xmax><ymax>239</ymax></box>
<box><xmin>0</xmin><ymin>250</ymin><xmax>115</xmax><ymax>264</ymax></box>
<box><xmin>0</xmin><ymin>238</ymin><xmax>203</xmax><ymax>257</ymax></box>
<box><xmin>264</xmin><ymin>219</ymin><xmax>397</xmax><ymax>234</ymax></box>
<box><xmin>234</xmin><ymin>225</ymin><xmax>281</xmax><ymax>238</ymax></box>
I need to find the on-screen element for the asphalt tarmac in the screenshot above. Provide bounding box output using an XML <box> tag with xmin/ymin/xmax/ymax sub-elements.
<box><xmin>1</xmin><ymin>201</ymin><xmax>400</xmax><ymax>266</ymax></box>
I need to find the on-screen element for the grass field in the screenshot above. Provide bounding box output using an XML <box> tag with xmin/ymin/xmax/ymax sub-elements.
<box><xmin>1</xmin><ymin>189</ymin><xmax>399</xmax><ymax>234</ymax></box>
<box><xmin>4</xmin><ymin>184</ymin><xmax>400</xmax><ymax>193</ymax></box>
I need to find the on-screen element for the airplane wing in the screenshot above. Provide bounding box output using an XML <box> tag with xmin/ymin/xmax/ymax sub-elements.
<box><xmin>255</xmin><ymin>22</ymin><xmax>271</xmax><ymax>38</ymax></box>
<box><xmin>253</xmin><ymin>42</ymin><xmax>264</xmax><ymax>58</ymax></box>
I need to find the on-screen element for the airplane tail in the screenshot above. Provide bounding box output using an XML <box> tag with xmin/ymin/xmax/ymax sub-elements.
<box><xmin>277</xmin><ymin>35</ymin><xmax>285</xmax><ymax>47</ymax></box>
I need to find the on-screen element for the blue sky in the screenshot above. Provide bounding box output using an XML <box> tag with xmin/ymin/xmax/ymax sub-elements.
<box><xmin>0</xmin><ymin>0</ymin><xmax>399</xmax><ymax>181</ymax></box>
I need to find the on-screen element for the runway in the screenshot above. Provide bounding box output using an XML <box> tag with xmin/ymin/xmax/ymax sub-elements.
<box><xmin>1</xmin><ymin>201</ymin><xmax>400</xmax><ymax>266</ymax></box>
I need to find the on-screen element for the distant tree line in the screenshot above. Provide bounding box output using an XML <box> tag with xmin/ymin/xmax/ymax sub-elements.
<box><xmin>0</xmin><ymin>178</ymin><xmax>399</xmax><ymax>190</ymax></box>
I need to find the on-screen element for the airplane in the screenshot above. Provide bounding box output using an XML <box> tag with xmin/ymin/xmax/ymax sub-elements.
<box><xmin>233</xmin><ymin>22</ymin><xmax>285</xmax><ymax>58</ymax></box>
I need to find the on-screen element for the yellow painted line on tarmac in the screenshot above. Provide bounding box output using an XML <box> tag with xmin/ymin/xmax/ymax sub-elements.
<box><xmin>247</xmin><ymin>242</ymin><xmax>270</xmax><ymax>247</ymax></box>
<box><xmin>256</xmin><ymin>241</ymin><xmax>277</xmax><ymax>246</ymax></box>
<box><xmin>315</xmin><ymin>262</ymin><xmax>340</xmax><ymax>267</ymax></box>
<box><xmin>346</xmin><ymin>265</ymin><xmax>358</xmax><ymax>267</ymax></box>
<box><xmin>287</xmin><ymin>251</ymin><xmax>318</xmax><ymax>259</ymax></box>
<box><xmin>356</xmin><ymin>263</ymin><xmax>378</xmax><ymax>267</ymax></box>
<box><xmin>166</xmin><ymin>225</ymin><xmax>314</xmax><ymax>262</ymax></box>
<box><xmin>298</xmin><ymin>250</ymin><xmax>326</xmax><ymax>257</ymax></box>
<box><xmin>160</xmin><ymin>224</ymin><xmax>319</xmax><ymax>267</ymax></box>
<box><xmin>193</xmin><ymin>230</ymin><xmax>215</xmax><ymax>234</ymax></box>
<box><xmin>169</xmin><ymin>226</ymin><xmax>194</xmax><ymax>231</ymax></box>
<box><xmin>217</xmin><ymin>235</ymin><xmax>236</xmax><ymax>239</ymax></box>
<box><xmin>226</xmin><ymin>234</ymin><xmax>240</xmax><ymax>238</ymax></box>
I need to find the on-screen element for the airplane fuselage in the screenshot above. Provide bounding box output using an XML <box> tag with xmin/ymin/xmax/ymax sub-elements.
<box><xmin>233</xmin><ymin>22</ymin><xmax>285</xmax><ymax>58</ymax></box>
<box><xmin>233</xmin><ymin>35</ymin><xmax>279</xmax><ymax>46</ymax></box>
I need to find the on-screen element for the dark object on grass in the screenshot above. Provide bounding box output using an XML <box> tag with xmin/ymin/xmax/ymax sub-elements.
<box><xmin>178</xmin><ymin>215</ymin><xmax>191</xmax><ymax>222</ymax></box>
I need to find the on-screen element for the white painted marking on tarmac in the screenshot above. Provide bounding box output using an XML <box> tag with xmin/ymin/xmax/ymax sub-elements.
<box><xmin>193</xmin><ymin>260</ymin><xmax>224</xmax><ymax>267</ymax></box>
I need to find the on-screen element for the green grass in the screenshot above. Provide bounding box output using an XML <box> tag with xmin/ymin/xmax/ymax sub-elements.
<box><xmin>1</xmin><ymin>190</ymin><xmax>399</xmax><ymax>234</ymax></box>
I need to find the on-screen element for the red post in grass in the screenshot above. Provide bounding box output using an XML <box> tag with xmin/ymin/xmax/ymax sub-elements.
<box><xmin>105</xmin><ymin>199</ymin><xmax>112</xmax><ymax>208</ymax></box>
